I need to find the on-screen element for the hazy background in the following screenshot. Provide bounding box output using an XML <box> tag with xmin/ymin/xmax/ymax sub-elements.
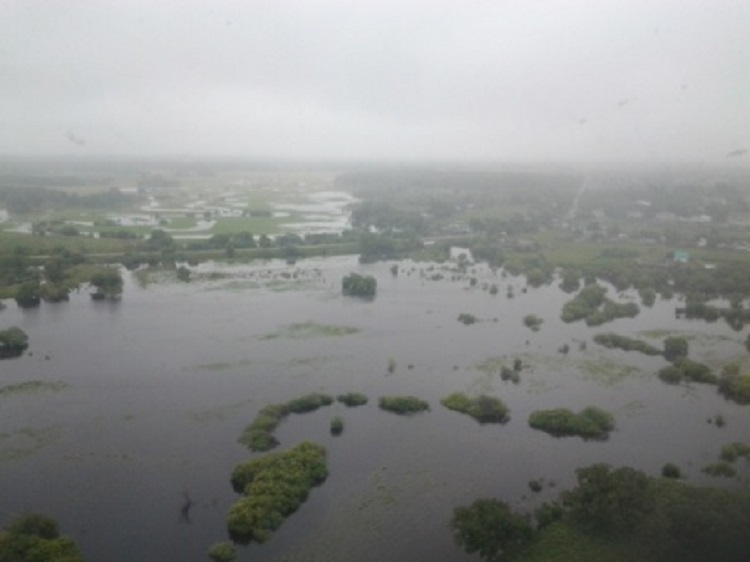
<box><xmin>1</xmin><ymin>0</ymin><xmax>747</xmax><ymax>163</ymax></box>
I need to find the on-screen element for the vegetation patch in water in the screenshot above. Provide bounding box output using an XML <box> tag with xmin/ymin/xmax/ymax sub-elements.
<box><xmin>593</xmin><ymin>333</ymin><xmax>662</xmax><ymax>356</ymax></box>
<box><xmin>718</xmin><ymin>366</ymin><xmax>750</xmax><ymax>404</ymax></box>
<box><xmin>260</xmin><ymin>321</ymin><xmax>360</xmax><ymax>340</ymax></box>
<box><xmin>719</xmin><ymin>442</ymin><xmax>750</xmax><ymax>463</ymax></box>
<box><xmin>238</xmin><ymin>393</ymin><xmax>334</xmax><ymax>452</ymax></box>
<box><xmin>452</xmin><ymin>463</ymin><xmax>750</xmax><ymax>562</ymax></box>
<box><xmin>228</xmin><ymin>441</ymin><xmax>328</xmax><ymax>543</ymax></box>
<box><xmin>336</xmin><ymin>392</ymin><xmax>368</xmax><ymax>407</ymax></box>
<box><xmin>441</xmin><ymin>392</ymin><xmax>510</xmax><ymax>423</ymax></box>
<box><xmin>561</xmin><ymin>283</ymin><xmax>640</xmax><ymax>326</ymax></box>
<box><xmin>658</xmin><ymin>359</ymin><xmax>716</xmax><ymax>385</ymax></box>
<box><xmin>0</xmin><ymin>380</ymin><xmax>69</xmax><ymax>398</ymax></box>
<box><xmin>523</xmin><ymin>314</ymin><xmax>543</xmax><ymax>332</ymax></box>
<box><xmin>702</xmin><ymin>461</ymin><xmax>737</xmax><ymax>478</ymax></box>
<box><xmin>378</xmin><ymin>395</ymin><xmax>430</xmax><ymax>415</ymax></box>
<box><xmin>0</xmin><ymin>513</ymin><xmax>83</xmax><ymax>562</ymax></box>
<box><xmin>0</xmin><ymin>426</ymin><xmax>64</xmax><ymax>462</ymax></box>
<box><xmin>0</xmin><ymin>327</ymin><xmax>29</xmax><ymax>359</ymax></box>
<box><xmin>528</xmin><ymin>406</ymin><xmax>615</xmax><ymax>440</ymax></box>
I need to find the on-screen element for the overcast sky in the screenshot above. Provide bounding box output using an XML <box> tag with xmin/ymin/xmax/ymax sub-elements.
<box><xmin>1</xmin><ymin>0</ymin><xmax>748</xmax><ymax>163</ymax></box>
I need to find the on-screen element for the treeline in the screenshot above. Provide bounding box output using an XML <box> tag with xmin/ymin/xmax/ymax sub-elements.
<box><xmin>0</xmin><ymin>185</ymin><xmax>136</xmax><ymax>213</ymax></box>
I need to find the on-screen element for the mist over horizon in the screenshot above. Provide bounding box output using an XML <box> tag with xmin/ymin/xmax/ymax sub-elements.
<box><xmin>2</xmin><ymin>1</ymin><xmax>748</xmax><ymax>165</ymax></box>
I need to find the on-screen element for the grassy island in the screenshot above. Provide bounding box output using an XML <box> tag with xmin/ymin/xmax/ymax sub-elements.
<box><xmin>441</xmin><ymin>392</ymin><xmax>510</xmax><ymax>423</ymax></box>
<box><xmin>379</xmin><ymin>395</ymin><xmax>430</xmax><ymax>415</ymax></box>
<box><xmin>528</xmin><ymin>406</ymin><xmax>615</xmax><ymax>440</ymax></box>
<box><xmin>238</xmin><ymin>393</ymin><xmax>333</xmax><ymax>452</ymax></box>
<box><xmin>228</xmin><ymin>441</ymin><xmax>328</xmax><ymax>543</ymax></box>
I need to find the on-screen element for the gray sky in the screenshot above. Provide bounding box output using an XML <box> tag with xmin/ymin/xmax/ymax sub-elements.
<box><xmin>1</xmin><ymin>0</ymin><xmax>748</xmax><ymax>163</ymax></box>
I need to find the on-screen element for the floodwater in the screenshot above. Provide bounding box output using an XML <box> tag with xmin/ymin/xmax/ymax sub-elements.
<box><xmin>0</xmin><ymin>255</ymin><xmax>748</xmax><ymax>561</ymax></box>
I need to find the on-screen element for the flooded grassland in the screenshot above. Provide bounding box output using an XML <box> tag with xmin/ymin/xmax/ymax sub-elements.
<box><xmin>0</xmin><ymin>255</ymin><xmax>748</xmax><ymax>561</ymax></box>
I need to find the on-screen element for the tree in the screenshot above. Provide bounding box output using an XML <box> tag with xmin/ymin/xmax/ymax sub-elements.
<box><xmin>0</xmin><ymin>327</ymin><xmax>29</xmax><ymax>359</ymax></box>
<box><xmin>89</xmin><ymin>268</ymin><xmax>123</xmax><ymax>299</ymax></box>
<box><xmin>451</xmin><ymin>499</ymin><xmax>534</xmax><ymax>561</ymax></box>
<box><xmin>15</xmin><ymin>281</ymin><xmax>41</xmax><ymax>308</ymax></box>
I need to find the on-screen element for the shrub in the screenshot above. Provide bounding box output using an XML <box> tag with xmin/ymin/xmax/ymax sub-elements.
<box><xmin>523</xmin><ymin>315</ymin><xmax>543</xmax><ymax>332</ymax></box>
<box><xmin>286</xmin><ymin>393</ymin><xmax>334</xmax><ymax>413</ymax></box>
<box><xmin>528</xmin><ymin>406</ymin><xmax>615</xmax><ymax>440</ymax></box>
<box><xmin>719</xmin><ymin>442</ymin><xmax>750</xmax><ymax>463</ymax></box>
<box><xmin>661</xmin><ymin>463</ymin><xmax>682</xmax><ymax>479</ymax></box>
<box><xmin>342</xmin><ymin>273</ymin><xmax>376</xmax><ymax>298</ymax></box>
<box><xmin>664</xmin><ymin>336</ymin><xmax>689</xmax><ymax>362</ymax></box>
<box><xmin>228</xmin><ymin>442</ymin><xmax>328</xmax><ymax>543</ymax></box>
<box><xmin>330</xmin><ymin>416</ymin><xmax>344</xmax><ymax>436</ymax></box>
<box><xmin>457</xmin><ymin>313</ymin><xmax>478</xmax><ymax>325</ymax></box>
<box><xmin>702</xmin><ymin>461</ymin><xmax>737</xmax><ymax>478</ymax></box>
<box><xmin>441</xmin><ymin>392</ymin><xmax>510</xmax><ymax>423</ymax></box>
<box><xmin>718</xmin><ymin>372</ymin><xmax>750</xmax><ymax>404</ymax></box>
<box><xmin>378</xmin><ymin>395</ymin><xmax>430</xmax><ymax>415</ymax></box>
<box><xmin>0</xmin><ymin>326</ymin><xmax>29</xmax><ymax>359</ymax></box>
<box><xmin>208</xmin><ymin>541</ymin><xmax>236</xmax><ymax>562</ymax></box>
<box><xmin>0</xmin><ymin>513</ymin><xmax>83</xmax><ymax>562</ymax></box>
<box><xmin>336</xmin><ymin>392</ymin><xmax>368</xmax><ymax>407</ymax></box>
<box><xmin>677</xmin><ymin>359</ymin><xmax>716</xmax><ymax>384</ymax></box>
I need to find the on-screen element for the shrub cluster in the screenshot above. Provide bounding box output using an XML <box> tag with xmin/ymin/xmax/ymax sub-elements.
<box><xmin>593</xmin><ymin>333</ymin><xmax>661</xmax><ymax>356</ymax></box>
<box><xmin>561</xmin><ymin>283</ymin><xmax>640</xmax><ymax>326</ymax></box>
<box><xmin>238</xmin><ymin>393</ymin><xmax>334</xmax><ymax>452</ymax></box>
<box><xmin>523</xmin><ymin>314</ymin><xmax>543</xmax><ymax>332</ymax></box>
<box><xmin>0</xmin><ymin>513</ymin><xmax>83</xmax><ymax>562</ymax></box>
<box><xmin>441</xmin><ymin>392</ymin><xmax>510</xmax><ymax>423</ymax></box>
<box><xmin>0</xmin><ymin>326</ymin><xmax>29</xmax><ymax>359</ymax></box>
<box><xmin>718</xmin><ymin>369</ymin><xmax>750</xmax><ymax>404</ymax></box>
<box><xmin>658</xmin><ymin>360</ymin><xmax>716</xmax><ymax>385</ymax></box>
<box><xmin>228</xmin><ymin>441</ymin><xmax>328</xmax><ymax>543</ymax></box>
<box><xmin>378</xmin><ymin>395</ymin><xmax>430</xmax><ymax>415</ymax></box>
<box><xmin>457</xmin><ymin>313</ymin><xmax>478</xmax><ymax>325</ymax></box>
<box><xmin>528</xmin><ymin>406</ymin><xmax>615</xmax><ymax>440</ymax></box>
<box><xmin>342</xmin><ymin>273</ymin><xmax>377</xmax><ymax>298</ymax></box>
<box><xmin>336</xmin><ymin>392</ymin><xmax>368</xmax><ymax>407</ymax></box>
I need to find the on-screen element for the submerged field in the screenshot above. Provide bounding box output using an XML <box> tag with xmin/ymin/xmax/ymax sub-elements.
<box><xmin>0</xmin><ymin>254</ymin><xmax>748</xmax><ymax>561</ymax></box>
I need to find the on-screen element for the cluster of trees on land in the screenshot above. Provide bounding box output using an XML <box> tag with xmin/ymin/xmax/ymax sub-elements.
<box><xmin>452</xmin><ymin>463</ymin><xmax>750</xmax><ymax>562</ymax></box>
<box><xmin>0</xmin><ymin>513</ymin><xmax>83</xmax><ymax>562</ymax></box>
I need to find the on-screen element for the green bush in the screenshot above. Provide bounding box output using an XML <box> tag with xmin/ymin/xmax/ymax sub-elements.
<box><xmin>523</xmin><ymin>315</ymin><xmax>543</xmax><ymax>331</ymax></box>
<box><xmin>661</xmin><ymin>463</ymin><xmax>682</xmax><ymax>479</ymax></box>
<box><xmin>228</xmin><ymin>441</ymin><xmax>328</xmax><ymax>543</ymax></box>
<box><xmin>336</xmin><ymin>392</ymin><xmax>368</xmax><ymax>407</ymax></box>
<box><xmin>676</xmin><ymin>359</ymin><xmax>716</xmax><ymax>384</ymax></box>
<box><xmin>719</xmin><ymin>442</ymin><xmax>750</xmax><ymax>463</ymax></box>
<box><xmin>330</xmin><ymin>416</ymin><xmax>344</xmax><ymax>436</ymax></box>
<box><xmin>718</xmin><ymin>372</ymin><xmax>750</xmax><ymax>404</ymax></box>
<box><xmin>441</xmin><ymin>392</ymin><xmax>510</xmax><ymax>423</ymax></box>
<box><xmin>664</xmin><ymin>336</ymin><xmax>689</xmax><ymax>362</ymax></box>
<box><xmin>208</xmin><ymin>541</ymin><xmax>236</xmax><ymax>562</ymax></box>
<box><xmin>457</xmin><ymin>313</ymin><xmax>478</xmax><ymax>325</ymax></box>
<box><xmin>378</xmin><ymin>395</ymin><xmax>430</xmax><ymax>415</ymax></box>
<box><xmin>0</xmin><ymin>513</ymin><xmax>83</xmax><ymax>562</ymax></box>
<box><xmin>658</xmin><ymin>365</ymin><xmax>684</xmax><ymax>384</ymax></box>
<box><xmin>342</xmin><ymin>273</ymin><xmax>377</xmax><ymax>298</ymax></box>
<box><xmin>528</xmin><ymin>406</ymin><xmax>615</xmax><ymax>440</ymax></box>
<box><xmin>702</xmin><ymin>461</ymin><xmax>737</xmax><ymax>478</ymax></box>
<box><xmin>0</xmin><ymin>326</ymin><xmax>29</xmax><ymax>359</ymax></box>
<box><xmin>286</xmin><ymin>393</ymin><xmax>334</xmax><ymax>413</ymax></box>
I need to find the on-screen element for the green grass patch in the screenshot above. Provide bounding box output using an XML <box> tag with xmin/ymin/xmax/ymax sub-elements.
<box><xmin>260</xmin><ymin>321</ymin><xmax>360</xmax><ymax>340</ymax></box>
<box><xmin>0</xmin><ymin>380</ymin><xmax>69</xmax><ymax>397</ymax></box>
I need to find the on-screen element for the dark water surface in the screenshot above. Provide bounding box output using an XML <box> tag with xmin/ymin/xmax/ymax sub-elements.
<box><xmin>0</xmin><ymin>256</ymin><xmax>748</xmax><ymax>561</ymax></box>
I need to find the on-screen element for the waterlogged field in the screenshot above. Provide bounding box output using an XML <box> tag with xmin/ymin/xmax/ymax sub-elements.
<box><xmin>0</xmin><ymin>255</ymin><xmax>748</xmax><ymax>561</ymax></box>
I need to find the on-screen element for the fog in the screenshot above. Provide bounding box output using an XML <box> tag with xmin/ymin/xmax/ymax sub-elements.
<box><xmin>1</xmin><ymin>0</ymin><xmax>748</xmax><ymax>163</ymax></box>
